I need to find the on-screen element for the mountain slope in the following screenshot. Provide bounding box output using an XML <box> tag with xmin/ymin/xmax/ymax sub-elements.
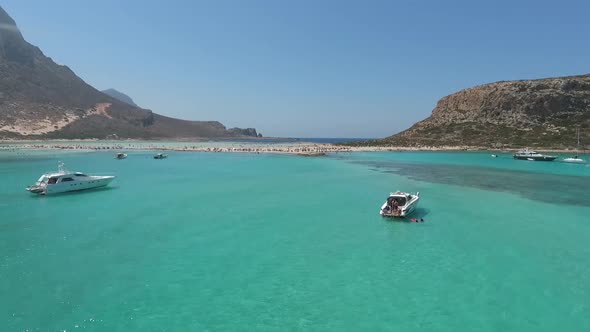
<box><xmin>367</xmin><ymin>74</ymin><xmax>590</xmax><ymax>148</ymax></box>
<box><xmin>101</xmin><ymin>88</ymin><xmax>139</xmax><ymax>107</ymax></box>
<box><xmin>0</xmin><ymin>6</ymin><xmax>258</xmax><ymax>139</ymax></box>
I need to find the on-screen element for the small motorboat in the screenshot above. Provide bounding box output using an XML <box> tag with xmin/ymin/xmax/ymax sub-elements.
<box><xmin>563</xmin><ymin>155</ymin><xmax>585</xmax><ymax>163</ymax></box>
<box><xmin>153</xmin><ymin>153</ymin><xmax>168</xmax><ymax>159</ymax></box>
<box><xmin>513</xmin><ymin>148</ymin><xmax>556</xmax><ymax>161</ymax></box>
<box><xmin>26</xmin><ymin>162</ymin><xmax>115</xmax><ymax>195</ymax></box>
<box><xmin>380</xmin><ymin>191</ymin><xmax>420</xmax><ymax>217</ymax></box>
<box><xmin>563</xmin><ymin>129</ymin><xmax>585</xmax><ymax>163</ymax></box>
<box><xmin>491</xmin><ymin>154</ymin><xmax>498</xmax><ymax>158</ymax></box>
<box><xmin>115</xmin><ymin>153</ymin><xmax>127</xmax><ymax>159</ymax></box>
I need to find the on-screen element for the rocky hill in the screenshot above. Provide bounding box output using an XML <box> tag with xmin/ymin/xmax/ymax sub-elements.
<box><xmin>360</xmin><ymin>74</ymin><xmax>590</xmax><ymax>149</ymax></box>
<box><xmin>0</xmin><ymin>6</ymin><xmax>259</xmax><ymax>139</ymax></box>
<box><xmin>227</xmin><ymin>127</ymin><xmax>262</xmax><ymax>137</ymax></box>
<box><xmin>101</xmin><ymin>89</ymin><xmax>139</xmax><ymax>107</ymax></box>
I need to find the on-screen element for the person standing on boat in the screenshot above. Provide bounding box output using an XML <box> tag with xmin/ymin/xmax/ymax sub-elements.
<box><xmin>384</xmin><ymin>198</ymin><xmax>392</xmax><ymax>214</ymax></box>
<box><xmin>392</xmin><ymin>200</ymin><xmax>400</xmax><ymax>216</ymax></box>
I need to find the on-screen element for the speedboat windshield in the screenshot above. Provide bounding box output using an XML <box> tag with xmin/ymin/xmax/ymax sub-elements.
<box><xmin>387</xmin><ymin>196</ymin><xmax>407</xmax><ymax>206</ymax></box>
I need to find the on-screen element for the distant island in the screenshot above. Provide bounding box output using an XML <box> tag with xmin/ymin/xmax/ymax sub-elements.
<box><xmin>346</xmin><ymin>74</ymin><xmax>590</xmax><ymax>149</ymax></box>
<box><xmin>0</xmin><ymin>6</ymin><xmax>260</xmax><ymax>140</ymax></box>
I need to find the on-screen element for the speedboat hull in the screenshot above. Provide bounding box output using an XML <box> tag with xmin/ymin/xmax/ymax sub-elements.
<box><xmin>380</xmin><ymin>201</ymin><xmax>418</xmax><ymax>217</ymax></box>
<box><xmin>380</xmin><ymin>200</ymin><xmax>419</xmax><ymax>217</ymax></box>
<box><xmin>563</xmin><ymin>158</ymin><xmax>585</xmax><ymax>163</ymax></box>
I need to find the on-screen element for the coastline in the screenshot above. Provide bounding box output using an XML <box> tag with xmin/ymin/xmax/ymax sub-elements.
<box><xmin>0</xmin><ymin>140</ymin><xmax>584</xmax><ymax>154</ymax></box>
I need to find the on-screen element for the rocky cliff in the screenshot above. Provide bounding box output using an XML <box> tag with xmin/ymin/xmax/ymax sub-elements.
<box><xmin>368</xmin><ymin>74</ymin><xmax>590</xmax><ymax>148</ymax></box>
<box><xmin>0</xmin><ymin>6</ymin><xmax>259</xmax><ymax>139</ymax></box>
<box><xmin>101</xmin><ymin>89</ymin><xmax>139</xmax><ymax>107</ymax></box>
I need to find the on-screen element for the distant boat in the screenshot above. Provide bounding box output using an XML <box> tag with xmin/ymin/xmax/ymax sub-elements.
<box><xmin>513</xmin><ymin>148</ymin><xmax>556</xmax><ymax>161</ymax></box>
<box><xmin>298</xmin><ymin>151</ymin><xmax>326</xmax><ymax>157</ymax></box>
<box><xmin>380</xmin><ymin>191</ymin><xmax>420</xmax><ymax>217</ymax></box>
<box><xmin>115</xmin><ymin>153</ymin><xmax>127</xmax><ymax>159</ymax></box>
<box><xmin>153</xmin><ymin>153</ymin><xmax>168</xmax><ymax>159</ymax></box>
<box><xmin>491</xmin><ymin>154</ymin><xmax>498</xmax><ymax>158</ymax></box>
<box><xmin>26</xmin><ymin>162</ymin><xmax>115</xmax><ymax>195</ymax></box>
<box><xmin>563</xmin><ymin>129</ymin><xmax>585</xmax><ymax>163</ymax></box>
<box><xmin>563</xmin><ymin>155</ymin><xmax>585</xmax><ymax>163</ymax></box>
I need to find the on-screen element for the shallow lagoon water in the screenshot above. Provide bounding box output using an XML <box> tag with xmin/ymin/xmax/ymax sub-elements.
<box><xmin>1</xmin><ymin>149</ymin><xmax>589</xmax><ymax>331</ymax></box>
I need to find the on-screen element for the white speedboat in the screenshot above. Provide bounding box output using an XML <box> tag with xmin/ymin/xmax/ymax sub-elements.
<box><xmin>563</xmin><ymin>155</ymin><xmax>585</xmax><ymax>163</ymax></box>
<box><xmin>115</xmin><ymin>153</ymin><xmax>127</xmax><ymax>159</ymax></box>
<box><xmin>26</xmin><ymin>162</ymin><xmax>115</xmax><ymax>195</ymax></box>
<box><xmin>153</xmin><ymin>153</ymin><xmax>168</xmax><ymax>159</ymax></box>
<box><xmin>380</xmin><ymin>191</ymin><xmax>420</xmax><ymax>217</ymax></box>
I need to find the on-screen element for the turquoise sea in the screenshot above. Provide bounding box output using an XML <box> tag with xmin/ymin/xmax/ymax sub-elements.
<box><xmin>1</xmin><ymin>148</ymin><xmax>590</xmax><ymax>331</ymax></box>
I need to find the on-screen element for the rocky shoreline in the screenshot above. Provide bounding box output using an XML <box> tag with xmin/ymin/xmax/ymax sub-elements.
<box><xmin>374</xmin><ymin>74</ymin><xmax>590</xmax><ymax>148</ymax></box>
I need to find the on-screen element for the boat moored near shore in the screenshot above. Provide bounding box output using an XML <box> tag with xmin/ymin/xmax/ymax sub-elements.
<box><xmin>563</xmin><ymin>155</ymin><xmax>586</xmax><ymax>163</ymax></box>
<box><xmin>563</xmin><ymin>128</ymin><xmax>586</xmax><ymax>163</ymax></box>
<box><xmin>26</xmin><ymin>162</ymin><xmax>115</xmax><ymax>195</ymax></box>
<box><xmin>513</xmin><ymin>148</ymin><xmax>557</xmax><ymax>161</ymax></box>
<box><xmin>153</xmin><ymin>153</ymin><xmax>168</xmax><ymax>159</ymax></box>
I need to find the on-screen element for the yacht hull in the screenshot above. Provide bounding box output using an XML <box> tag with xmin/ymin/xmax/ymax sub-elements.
<box><xmin>27</xmin><ymin>176</ymin><xmax>115</xmax><ymax>195</ymax></box>
<box><xmin>513</xmin><ymin>155</ymin><xmax>556</xmax><ymax>161</ymax></box>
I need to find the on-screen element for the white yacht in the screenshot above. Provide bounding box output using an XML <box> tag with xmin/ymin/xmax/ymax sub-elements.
<box><xmin>26</xmin><ymin>162</ymin><xmax>115</xmax><ymax>195</ymax></box>
<box><xmin>513</xmin><ymin>148</ymin><xmax>557</xmax><ymax>161</ymax></box>
<box><xmin>380</xmin><ymin>191</ymin><xmax>420</xmax><ymax>217</ymax></box>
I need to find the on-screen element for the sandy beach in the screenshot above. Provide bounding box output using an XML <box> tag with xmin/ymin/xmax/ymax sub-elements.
<box><xmin>0</xmin><ymin>141</ymin><xmax>352</xmax><ymax>155</ymax></box>
<box><xmin>0</xmin><ymin>140</ymin><xmax>582</xmax><ymax>155</ymax></box>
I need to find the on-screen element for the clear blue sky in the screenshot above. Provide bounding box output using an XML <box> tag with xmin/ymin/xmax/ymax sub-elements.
<box><xmin>3</xmin><ymin>0</ymin><xmax>589</xmax><ymax>138</ymax></box>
